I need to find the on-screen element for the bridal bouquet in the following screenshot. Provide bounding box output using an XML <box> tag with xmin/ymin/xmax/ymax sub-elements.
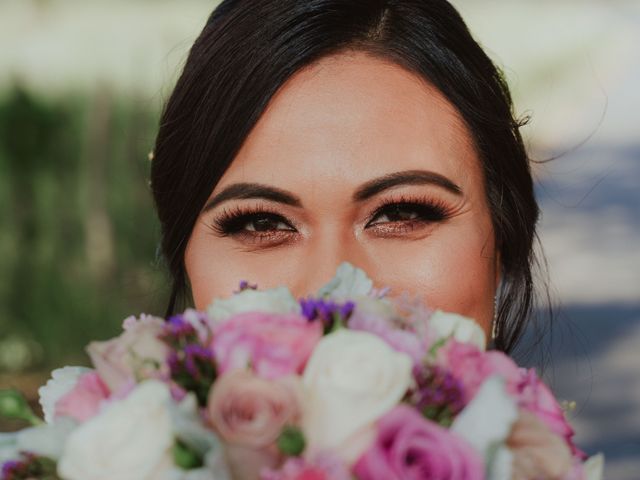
<box><xmin>1</xmin><ymin>263</ymin><xmax>603</xmax><ymax>480</ymax></box>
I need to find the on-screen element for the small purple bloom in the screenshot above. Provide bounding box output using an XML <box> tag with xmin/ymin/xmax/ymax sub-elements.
<box><xmin>160</xmin><ymin>312</ymin><xmax>217</xmax><ymax>406</ymax></box>
<box><xmin>406</xmin><ymin>365</ymin><xmax>466</xmax><ymax>426</ymax></box>
<box><xmin>160</xmin><ymin>315</ymin><xmax>198</xmax><ymax>344</ymax></box>
<box><xmin>236</xmin><ymin>280</ymin><xmax>258</xmax><ymax>292</ymax></box>
<box><xmin>1</xmin><ymin>452</ymin><xmax>57</xmax><ymax>480</ymax></box>
<box><xmin>183</xmin><ymin>344</ymin><xmax>215</xmax><ymax>379</ymax></box>
<box><xmin>298</xmin><ymin>297</ymin><xmax>355</xmax><ymax>332</ymax></box>
<box><xmin>2</xmin><ymin>459</ymin><xmax>21</xmax><ymax>477</ymax></box>
<box><xmin>339</xmin><ymin>301</ymin><xmax>355</xmax><ymax>319</ymax></box>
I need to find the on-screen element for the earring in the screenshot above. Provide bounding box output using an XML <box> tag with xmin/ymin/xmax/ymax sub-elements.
<box><xmin>491</xmin><ymin>294</ymin><xmax>498</xmax><ymax>341</ymax></box>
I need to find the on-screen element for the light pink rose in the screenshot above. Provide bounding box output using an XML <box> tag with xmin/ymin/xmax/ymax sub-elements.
<box><xmin>211</xmin><ymin>312</ymin><xmax>322</xmax><ymax>379</ymax></box>
<box><xmin>207</xmin><ymin>369</ymin><xmax>301</xmax><ymax>448</ymax></box>
<box><xmin>516</xmin><ymin>369</ymin><xmax>586</xmax><ymax>460</ymax></box>
<box><xmin>507</xmin><ymin>410</ymin><xmax>573</xmax><ymax>480</ymax></box>
<box><xmin>437</xmin><ymin>340</ymin><xmax>522</xmax><ymax>402</ymax></box>
<box><xmin>354</xmin><ymin>405</ymin><xmax>484</xmax><ymax>480</ymax></box>
<box><xmin>86</xmin><ymin>314</ymin><xmax>169</xmax><ymax>393</ymax></box>
<box><xmin>54</xmin><ymin>371</ymin><xmax>110</xmax><ymax>422</ymax></box>
<box><xmin>347</xmin><ymin>312</ymin><xmax>427</xmax><ymax>366</ymax></box>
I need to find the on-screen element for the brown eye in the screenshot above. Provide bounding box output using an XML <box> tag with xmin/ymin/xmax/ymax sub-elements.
<box><xmin>244</xmin><ymin>213</ymin><xmax>294</xmax><ymax>232</ymax></box>
<box><xmin>366</xmin><ymin>201</ymin><xmax>448</xmax><ymax>228</ymax></box>
<box><xmin>371</xmin><ymin>204</ymin><xmax>421</xmax><ymax>223</ymax></box>
<box><xmin>211</xmin><ymin>208</ymin><xmax>297</xmax><ymax>238</ymax></box>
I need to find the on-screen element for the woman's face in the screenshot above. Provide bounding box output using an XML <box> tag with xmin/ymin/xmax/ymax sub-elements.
<box><xmin>185</xmin><ymin>50</ymin><xmax>500</xmax><ymax>335</ymax></box>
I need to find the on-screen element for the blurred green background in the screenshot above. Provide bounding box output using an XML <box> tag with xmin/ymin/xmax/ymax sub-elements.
<box><xmin>0</xmin><ymin>0</ymin><xmax>638</xmax><ymax>477</ymax></box>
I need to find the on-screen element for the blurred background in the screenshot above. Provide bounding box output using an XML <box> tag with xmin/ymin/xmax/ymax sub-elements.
<box><xmin>0</xmin><ymin>0</ymin><xmax>638</xmax><ymax>477</ymax></box>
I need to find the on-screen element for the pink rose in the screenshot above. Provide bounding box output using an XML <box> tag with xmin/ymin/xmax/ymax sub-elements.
<box><xmin>354</xmin><ymin>405</ymin><xmax>484</xmax><ymax>480</ymax></box>
<box><xmin>207</xmin><ymin>369</ymin><xmax>301</xmax><ymax>448</ymax></box>
<box><xmin>86</xmin><ymin>314</ymin><xmax>169</xmax><ymax>393</ymax></box>
<box><xmin>438</xmin><ymin>341</ymin><xmax>522</xmax><ymax>402</ymax></box>
<box><xmin>260</xmin><ymin>453</ymin><xmax>350</xmax><ymax>480</ymax></box>
<box><xmin>516</xmin><ymin>369</ymin><xmax>586</xmax><ymax>460</ymax></box>
<box><xmin>211</xmin><ymin>312</ymin><xmax>322</xmax><ymax>379</ymax></box>
<box><xmin>54</xmin><ymin>371</ymin><xmax>110</xmax><ymax>422</ymax></box>
<box><xmin>440</xmin><ymin>342</ymin><xmax>586</xmax><ymax>462</ymax></box>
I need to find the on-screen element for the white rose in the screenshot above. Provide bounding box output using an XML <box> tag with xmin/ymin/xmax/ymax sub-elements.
<box><xmin>38</xmin><ymin>366</ymin><xmax>91</xmax><ymax>423</ymax></box>
<box><xmin>16</xmin><ymin>417</ymin><xmax>77</xmax><ymax>460</ymax></box>
<box><xmin>451</xmin><ymin>375</ymin><xmax>519</xmax><ymax>479</ymax></box>
<box><xmin>57</xmin><ymin>380</ymin><xmax>174</xmax><ymax>480</ymax></box>
<box><xmin>584</xmin><ymin>453</ymin><xmax>605</xmax><ymax>480</ymax></box>
<box><xmin>316</xmin><ymin>261</ymin><xmax>374</xmax><ymax>300</ymax></box>
<box><xmin>167</xmin><ymin>393</ymin><xmax>230</xmax><ymax>480</ymax></box>
<box><xmin>302</xmin><ymin>329</ymin><xmax>412</xmax><ymax>464</ymax></box>
<box><xmin>429</xmin><ymin>310</ymin><xmax>487</xmax><ymax>350</ymax></box>
<box><xmin>207</xmin><ymin>286</ymin><xmax>300</xmax><ymax>324</ymax></box>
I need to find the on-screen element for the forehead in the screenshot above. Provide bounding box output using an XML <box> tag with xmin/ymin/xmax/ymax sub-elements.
<box><xmin>215</xmin><ymin>50</ymin><xmax>479</xmax><ymax>195</ymax></box>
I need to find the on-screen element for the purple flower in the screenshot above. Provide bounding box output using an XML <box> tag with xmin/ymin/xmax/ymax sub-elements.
<box><xmin>298</xmin><ymin>297</ymin><xmax>354</xmax><ymax>332</ymax></box>
<box><xmin>407</xmin><ymin>365</ymin><xmax>466</xmax><ymax>426</ymax></box>
<box><xmin>236</xmin><ymin>280</ymin><xmax>258</xmax><ymax>292</ymax></box>
<box><xmin>160</xmin><ymin>310</ymin><xmax>213</xmax><ymax>347</ymax></box>
<box><xmin>354</xmin><ymin>405</ymin><xmax>484</xmax><ymax>480</ymax></box>
<box><xmin>163</xmin><ymin>315</ymin><xmax>197</xmax><ymax>339</ymax></box>
<box><xmin>161</xmin><ymin>312</ymin><xmax>217</xmax><ymax>406</ymax></box>
<box><xmin>182</xmin><ymin>344</ymin><xmax>214</xmax><ymax>379</ymax></box>
<box><xmin>2</xmin><ymin>452</ymin><xmax>57</xmax><ymax>480</ymax></box>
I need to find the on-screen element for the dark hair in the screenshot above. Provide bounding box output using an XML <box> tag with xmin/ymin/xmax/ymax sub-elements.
<box><xmin>151</xmin><ymin>0</ymin><xmax>542</xmax><ymax>354</ymax></box>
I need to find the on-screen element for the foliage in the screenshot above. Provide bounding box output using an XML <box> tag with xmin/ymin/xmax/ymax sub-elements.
<box><xmin>0</xmin><ymin>84</ymin><xmax>169</xmax><ymax>372</ymax></box>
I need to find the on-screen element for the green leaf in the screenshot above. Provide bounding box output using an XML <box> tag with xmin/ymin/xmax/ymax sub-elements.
<box><xmin>0</xmin><ymin>389</ymin><xmax>43</xmax><ymax>426</ymax></box>
<box><xmin>277</xmin><ymin>426</ymin><xmax>306</xmax><ymax>456</ymax></box>
<box><xmin>173</xmin><ymin>439</ymin><xmax>204</xmax><ymax>470</ymax></box>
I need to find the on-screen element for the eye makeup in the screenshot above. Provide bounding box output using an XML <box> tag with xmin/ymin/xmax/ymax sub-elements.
<box><xmin>206</xmin><ymin>193</ymin><xmax>455</xmax><ymax>246</ymax></box>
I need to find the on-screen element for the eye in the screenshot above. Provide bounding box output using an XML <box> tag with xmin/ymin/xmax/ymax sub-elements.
<box><xmin>208</xmin><ymin>206</ymin><xmax>298</xmax><ymax>245</ymax></box>
<box><xmin>240</xmin><ymin>213</ymin><xmax>294</xmax><ymax>233</ymax></box>
<box><xmin>365</xmin><ymin>199</ymin><xmax>450</xmax><ymax>231</ymax></box>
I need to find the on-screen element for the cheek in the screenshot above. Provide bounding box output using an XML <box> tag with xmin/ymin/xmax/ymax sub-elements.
<box><xmin>185</xmin><ymin>224</ymin><xmax>303</xmax><ymax>309</ymax></box>
<box><xmin>185</xmin><ymin>228</ymin><xmax>243</xmax><ymax>308</ymax></box>
<box><xmin>365</xmin><ymin>227</ymin><xmax>497</xmax><ymax>333</ymax></box>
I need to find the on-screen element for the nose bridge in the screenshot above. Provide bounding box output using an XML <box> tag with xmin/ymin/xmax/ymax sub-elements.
<box><xmin>292</xmin><ymin>227</ymin><xmax>366</xmax><ymax>297</ymax></box>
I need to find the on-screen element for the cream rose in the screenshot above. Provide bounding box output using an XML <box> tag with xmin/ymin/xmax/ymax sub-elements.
<box><xmin>316</xmin><ymin>261</ymin><xmax>373</xmax><ymax>300</ymax></box>
<box><xmin>451</xmin><ymin>376</ymin><xmax>519</xmax><ymax>479</ymax></box>
<box><xmin>429</xmin><ymin>310</ymin><xmax>487</xmax><ymax>350</ymax></box>
<box><xmin>302</xmin><ymin>329</ymin><xmax>412</xmax><ymax>464</ymax></box>
<box><xmin>57</xmin><ymin>380</ymin><xmax>174</xmax><ymax>480</ymax></box>
<box><xmin>207</xmin><ymin>286</ymin><xmax>301</xmax><ymax>324</ymax></box>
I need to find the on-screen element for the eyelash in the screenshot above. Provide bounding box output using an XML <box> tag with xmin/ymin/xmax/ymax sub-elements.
<box><xmin>208</xmin><ymin>195</ymin><xmax>453</xmax><ymax>245</ymax></box>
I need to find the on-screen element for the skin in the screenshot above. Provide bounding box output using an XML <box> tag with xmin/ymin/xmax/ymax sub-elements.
<box><xmin>185</xmin><ymin>50</ymin><xmax>500</xmax><ymax>336</ymax></box>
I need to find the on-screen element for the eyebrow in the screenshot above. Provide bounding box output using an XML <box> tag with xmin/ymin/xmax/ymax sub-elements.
<box><xmin>202</xmin><ymin>169</ymin><xmax>462</xmax><ymax>212</ymax></box>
